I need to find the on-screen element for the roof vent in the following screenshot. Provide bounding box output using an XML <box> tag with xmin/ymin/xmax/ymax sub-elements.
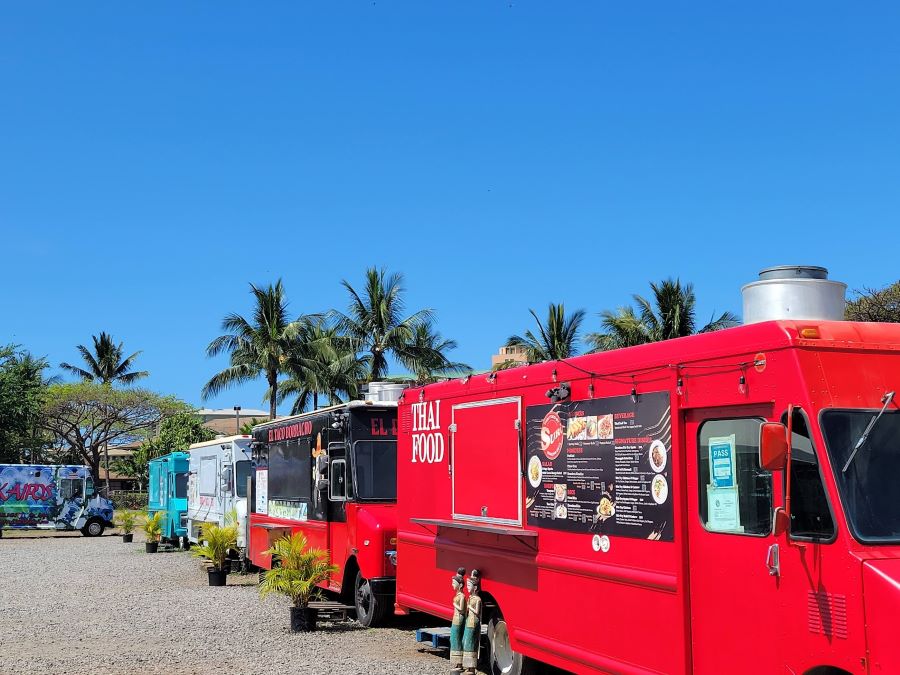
<box><xmin>742</xmin><ymin>266</ymin><xmax>846</xmax><ymax>325</ymax></box>
<box><xmin>360</xmin><ymin>381</ymin><xmax>408</xmax><ymax>403</ymax></box>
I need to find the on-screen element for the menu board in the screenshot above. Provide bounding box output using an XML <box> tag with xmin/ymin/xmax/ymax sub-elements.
<box><xmin>525</xmin><ymin>391</ymin><xmax>674</xmax><ymax>542</ymax></box>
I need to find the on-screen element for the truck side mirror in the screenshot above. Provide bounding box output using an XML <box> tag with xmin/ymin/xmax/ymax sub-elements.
<box><xmin>316</xmin><ymin>479</ymin><xmax>329</xmax><ymax>491</ymax></box>
<box><xmin>316</xmin><ymin>455</ymin><xmax>328</xmax><ymax>475</ymax></box>
<box><xmin>759</xmin><ymin>422</ymin><xmax>788</xmax><ymax>471</ymax></box>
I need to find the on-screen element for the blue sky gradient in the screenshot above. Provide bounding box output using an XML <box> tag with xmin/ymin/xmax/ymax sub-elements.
<box><xmin>2</xmin><ymin>3</ymin><xmax>899</xmax><ymax>412</ymax></box>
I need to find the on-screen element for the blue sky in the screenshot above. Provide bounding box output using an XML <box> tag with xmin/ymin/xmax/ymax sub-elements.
<box><xmin>2</xmin><ymin>3</ymin><xmax>899</xmax><ymax>413</ymax></box>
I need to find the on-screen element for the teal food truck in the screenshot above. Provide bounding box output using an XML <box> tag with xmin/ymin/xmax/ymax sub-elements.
<box><xmin>148</xmin><ymin>452</ymin><xmax>190</xmax><ymax>545</ymax></box>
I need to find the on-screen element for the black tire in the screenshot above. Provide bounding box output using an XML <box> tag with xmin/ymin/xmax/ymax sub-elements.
<box><xmin>354</xmin><ymin>571</ymin><xmax>389</xmax><ymax>627</ymax></box>
<box><xmin>487</xmin><ymin>611</ymin><xmax>538</xmax><ymax>675</ymax></box>
<box><xmin>81</xmin><ymin>518</ymin><xmax>105</xmax><ymax>537</ymax></box>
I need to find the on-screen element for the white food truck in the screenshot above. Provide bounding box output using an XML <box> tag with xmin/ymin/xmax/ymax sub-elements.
<box><xmin>186</xmin><ymin>435</ymin><xmax>253</xmax><ymax>566</ymax></box>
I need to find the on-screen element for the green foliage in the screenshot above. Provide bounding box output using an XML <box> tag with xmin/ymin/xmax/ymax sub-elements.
<box><xmin>59</xmin><ymin>332</ymin><xmax>149</xmax><ymax>385</ymax></box>
<box><xmin>845</xmin><ymin>281</ymin><xmax>900</xmax><ymax>322</ymax></box>
<box><xmin>0</xmin><ymin>345</ymin><xmax>54</xmax><ymax>463</ymax></box>
<box><xmin>331</xmin><ymin>267</ymin><xmax>443</xmax><ymax>382</ymax></box>
<box><xmin>115</xmin><ymin>509</ymin><xmax>138</xmax><ymax>534</ymax></box>
<box><xmin>587</xmin><ymin>278</ymin><xmax>739</xmax><ymax>351</ymax></box>
<box><xmin>239</xmin><ymin>418</ymin><xmax>266</xmax><ymax>434</ymax></box>
<box><xmin>191</xmin><ymin>519</ymin><xmax>238</xmax><ymax>571</ymax></box>
<box><xmin>279</xmin><ymin>318</ymin><xmax>367</xmax><ymax>414</ymax></box>
<box><xmin>41</xmin><ymin>383</ymin><xmax>187</xmax><ymax>482</ymax></box>
<box><xmin>259</xmin><ymin>532</ymin><xmax>338</xmax><ymax>608</ymax></box>
<box><xmin>143</xmin><ymin>511</ymin><xmax>164</xmax><ymax>541</ymax></box>
<box><xmin>404</xmin><ymin>322</ymin><xmax>472</xmax><ymax>384</ymax></box>
<box><xmin>202</xmin><ymin>280</ymin><xmax>296</xmax><ymax>419</ymax></box>
<box><xmin>114</xmin><ymin>412</ymin><xmax>215</xmax><ymax>489</ymax></box>
<box><xmin>507</xmin><ymin>303</ymin><xmax>586</xmax><ymax>363</ymax></box>
<box><xmin>109</xmin><ymin>491</ymin><xmax>148</xmax><ymax>510</ymax></box>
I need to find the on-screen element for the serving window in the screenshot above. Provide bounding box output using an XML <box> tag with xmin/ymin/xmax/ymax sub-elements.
<box><xmin>268</xmin><ymin>439</ymin><xmax>312</xmax><ymax>502</ymax></box>
<box><xmin>199</xmin><ymin>456</ymin><xmax>218</xmax><ymax>496</ymax></box>
<box><xmin>451</xmin><ymin>397</ymin><xmax>522</xmax><ymax>526</ymax></box>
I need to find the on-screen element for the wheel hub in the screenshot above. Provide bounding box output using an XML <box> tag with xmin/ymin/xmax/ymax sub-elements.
<box><xmin>492</xmin><ymin>620</ymin><xmax>515</xmax><ymax>674</ymax></box>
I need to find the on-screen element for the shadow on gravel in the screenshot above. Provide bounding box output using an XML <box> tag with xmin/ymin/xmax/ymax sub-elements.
<box><xmin>0</xmin><ymin>532</ymin><xmax>119</xmax><ymax>539</ymax></box>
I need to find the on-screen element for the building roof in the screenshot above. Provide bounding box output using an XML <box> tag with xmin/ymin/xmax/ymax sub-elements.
<box><xmin>196</xmin><ymin>408</ymin><xmax>269</xmax><ymax>418</ymax></box>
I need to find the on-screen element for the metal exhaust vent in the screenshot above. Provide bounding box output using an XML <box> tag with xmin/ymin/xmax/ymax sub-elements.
<box><xmin>741</xmin><ymin>266</ymin><xmax>846</xmax><ymax>325</ymax></box>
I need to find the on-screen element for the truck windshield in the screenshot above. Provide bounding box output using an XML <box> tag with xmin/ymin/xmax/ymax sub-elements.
<box><xmin>821</xmin><ymin>409</ymin><xmax>900</xmax><ymax>543</ymax></box>
<box><xmin>353</xmin><ymin>440</ymin><xmax>397</xmax><ymax>501</ymax></box>
<box><xmin>235</xmin><ymin>461</ymin><xmax>251</xmax><ymax>498</ymax></box>
<box><xmin>174</xmin><ymin>473</ymin><xmax>188</xmax><ymax>499</ymax></box>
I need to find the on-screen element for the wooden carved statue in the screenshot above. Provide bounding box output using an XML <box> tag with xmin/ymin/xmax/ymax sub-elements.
<box><xmin>449</xmin><ymin>567</ymin><xmax>466</xmax><ymax>675</ymax></box>
<box><xmin>462</xmin><ymin>568</ymin><xmax>483</xmax><ymax>673</ymax></box>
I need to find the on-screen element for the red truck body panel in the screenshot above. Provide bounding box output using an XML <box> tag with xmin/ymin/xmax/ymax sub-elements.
<box><xmin>396</xmin><ymin>320</ymin><xmax>900</xmax><ymax>674</ymax></box>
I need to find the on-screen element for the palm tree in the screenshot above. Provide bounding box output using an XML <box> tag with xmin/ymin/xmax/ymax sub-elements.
<box><xmin>404</xmin><ymin>323</ymin><xmax>472</xmax><ymax>384</ymax></box>
<box><xmin>331</xmin><ymin>267</ymin><xmax>435</xmax><ymax>381</ymax></box>
<box><xmin>60</xmin><ymin>332</ymin><xmax>148</xmax><ymax>385</ymax></box>
<box><xmin>202</xmin><ymin>280</ymin><xmax>296</xmax><ymax>420</ymax></box>
<box><xmin>279</xmin><ymin>319</ymin><xmax>368</xmax><ymax>414</ymax></box>
<box><xmin>587</xmin><ymin>278</ymin><xmax>739</xmax><ymax>351</ymax></box>
<box><xmin>507</xmin><ymin>303</ymin><xmax>586</xmax><ymax>363</ymax></box>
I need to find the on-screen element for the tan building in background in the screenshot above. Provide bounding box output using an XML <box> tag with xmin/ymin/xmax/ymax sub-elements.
<box><xmin>491</xmin><ymin>344</ymin><xmax>529</xmax><ymax>369</ymax></box>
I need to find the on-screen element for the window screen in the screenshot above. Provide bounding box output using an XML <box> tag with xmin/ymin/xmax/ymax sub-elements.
<box><xmin>330</xmin><ymin>459</ymin><xmax>348</xmax><ymax>500</ymax></box>
<box><xmin>268</xmin><ymin>439</ymin><xmax>312</xmax><ymax>501</ymax></box>
<box><xmin>174</xmin><ymin>472</ymin><xmax>188</xmax><ymax>499</ymax></box>
<box><xmin>699</xmin><ymin>418</ymin><xmax>772</xmax><ymax>536</ymax></box>
<box><xmin>61</xmin><ymin>478</ymin><xmax>83</xmax><ymax>501</ymax></box>
<box><xmin>199</xmin><ymin>456</ymin><xmax>218</xmax><ymax>496</ymax></box>
<box><xmin>234</xmin><ymin>461</ymin><xmax>251</xmax><ymax>498</ymax></box>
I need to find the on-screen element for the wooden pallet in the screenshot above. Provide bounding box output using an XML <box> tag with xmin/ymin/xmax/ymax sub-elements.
<box><xmin>416</xmin><ymin>625</ymin><xmax>487</xmax><ymax>650</ymax></box>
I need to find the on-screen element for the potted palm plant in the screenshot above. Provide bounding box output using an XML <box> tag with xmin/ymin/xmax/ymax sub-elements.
<box><xmin>259</xmin><ymin>532</ymin><xmax>338</xmax><ymax>632</ymax></box>
<box><xmin>115</xmin><ymin>510</ymin><xmax>137</xmax><ymax>543</ymax></box>
<box><xmin>143</xmin><ymin>511</ymin><xmax>163</xmax><ymax>553</ymax></box>
<box><xmin>191</xmin><ymin>520</ymin><xmax>238</xmax><ymax>586</ymax></box>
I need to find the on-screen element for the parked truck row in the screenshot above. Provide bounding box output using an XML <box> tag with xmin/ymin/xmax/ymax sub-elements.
<box><xmin>3</xmin><ymin>266</ymin><xmax>898</xmax><ymax>674</ymax></box>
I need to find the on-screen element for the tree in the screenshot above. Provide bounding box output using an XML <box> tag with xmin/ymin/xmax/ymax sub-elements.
<box><xmin>845</xmin><ymin>281</ymin><xmax>900</xmax><ymax>322</ymax></box>
<box><xmin>41</xmin><ymin>383</ymin><xmax>184</xmax><ymax>486</ymax></box>
<box><xmin>239</xmin><ymin>418</ymin><xmax>266</xmax><ymax>434</ymax></box>
<box><xmin>331</xmin><ymin>267</ymin><xmax>436</xmax><ymax>381</ymax></box>
<box><xmin>60</xmin><ymin>332</ymin><xmax>149</xmax><ymax>385</ymax></box>
<box><xmin>280</xmin><ymin>319</ymin><xmax>367</xmax><ymax>414</ymax></box>
<box><xmin>202</xmin><ymin>280</ymin><xmax>297</xmax><ymax>419</ymax></box>
<box><xmin>588</xmin><ymin>278</ymin><xmax>739</xmax><ymax>351</ymax></box>
<box><xmin>404</xmin><ymin>323</ymin><xmax>472</xmax><ymax>384</ymax></box>
<box><xmin>115</xmin><ymin>412</ymin><xmax>216</xmax><ymax>490</ymax></box>
<box><xmin>0</xmin><ymin>345</ymin><xmax>55</xmax><ymax>463</ymax></box>
<box><xmin>507</xmin><ymin>303</ymin><xmax>586</xmax><ymax>363</ymax></box>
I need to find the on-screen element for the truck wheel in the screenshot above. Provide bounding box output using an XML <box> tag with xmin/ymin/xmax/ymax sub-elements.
<box><xmin>487</xmin><ymin>612</ymin><xmax>536</xmax><ymax>675</ymax></box>
<box><xmin>81</xmin><ymin>519</ymin><xmax>105</xmax><ymax>537</ymax></box>
<box><xmin>354</xmin><ymin>571</ymin><xmax>389</xmax><ymax>627</ymax></box>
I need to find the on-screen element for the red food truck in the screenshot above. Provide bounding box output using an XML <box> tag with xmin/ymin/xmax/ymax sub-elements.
<box><xmin>395</xmin><ymin>267</ymin><xmax>900</xmax><ymax>674</ymax></box>
<box><xmin>249</xmin><ymin>396</ymin><xmax>400</xmax><ymax>626</ymax></box>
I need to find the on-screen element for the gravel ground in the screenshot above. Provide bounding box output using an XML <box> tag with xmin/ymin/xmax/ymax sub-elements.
<box><xmin>0</xmin><ymin>531</ymin><xmax>484</xmax><ymax>675</ymax></box>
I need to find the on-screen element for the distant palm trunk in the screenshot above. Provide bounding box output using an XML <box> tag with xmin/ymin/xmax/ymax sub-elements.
<box><xmin>104</xmin><ymin>441</ymin><xmax>110</xmax><ymax>495</ymax></box>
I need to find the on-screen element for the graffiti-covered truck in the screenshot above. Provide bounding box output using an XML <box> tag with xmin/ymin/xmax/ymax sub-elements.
<box><xmin>0</xmin><ymin>464</ymin><xmax>114</xmax><ymax>537</ymax></box>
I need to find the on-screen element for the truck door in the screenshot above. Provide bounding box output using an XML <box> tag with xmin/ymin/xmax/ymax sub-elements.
<box><xmin>686</xmin><ymin>406</ymin><xmax>781</xmax><ymax>674</ymax></box>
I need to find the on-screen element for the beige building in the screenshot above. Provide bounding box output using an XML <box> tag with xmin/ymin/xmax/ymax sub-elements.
<box><xmin>197</xmin><ymin>407</ymin><xmax>270</xmax><ymax>435</ymax></box>
<box><xmin>491</xmin><ymin>344</ymin><xmax>529</xmax><ymax>369</ymax></box>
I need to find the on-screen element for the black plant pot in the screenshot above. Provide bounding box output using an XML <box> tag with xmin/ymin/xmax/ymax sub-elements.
<box><xmin>290</xmin><ymin>606</ymin><xmax>317</xmax><ymax>632</ymax></box>
<box><xmin>145</xmin><ymin>541</ymin><xmax>158</xmax><ymax>553</ymax></box>
<box><xmin>208</xmin><ymin>568</ymin><xmax>227</xmax><ymax>587</ymax></box>
<box><xmin>122</xmin><ymin>533</ymin><xmax>133</xmax><ymax>543</ymax></box>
